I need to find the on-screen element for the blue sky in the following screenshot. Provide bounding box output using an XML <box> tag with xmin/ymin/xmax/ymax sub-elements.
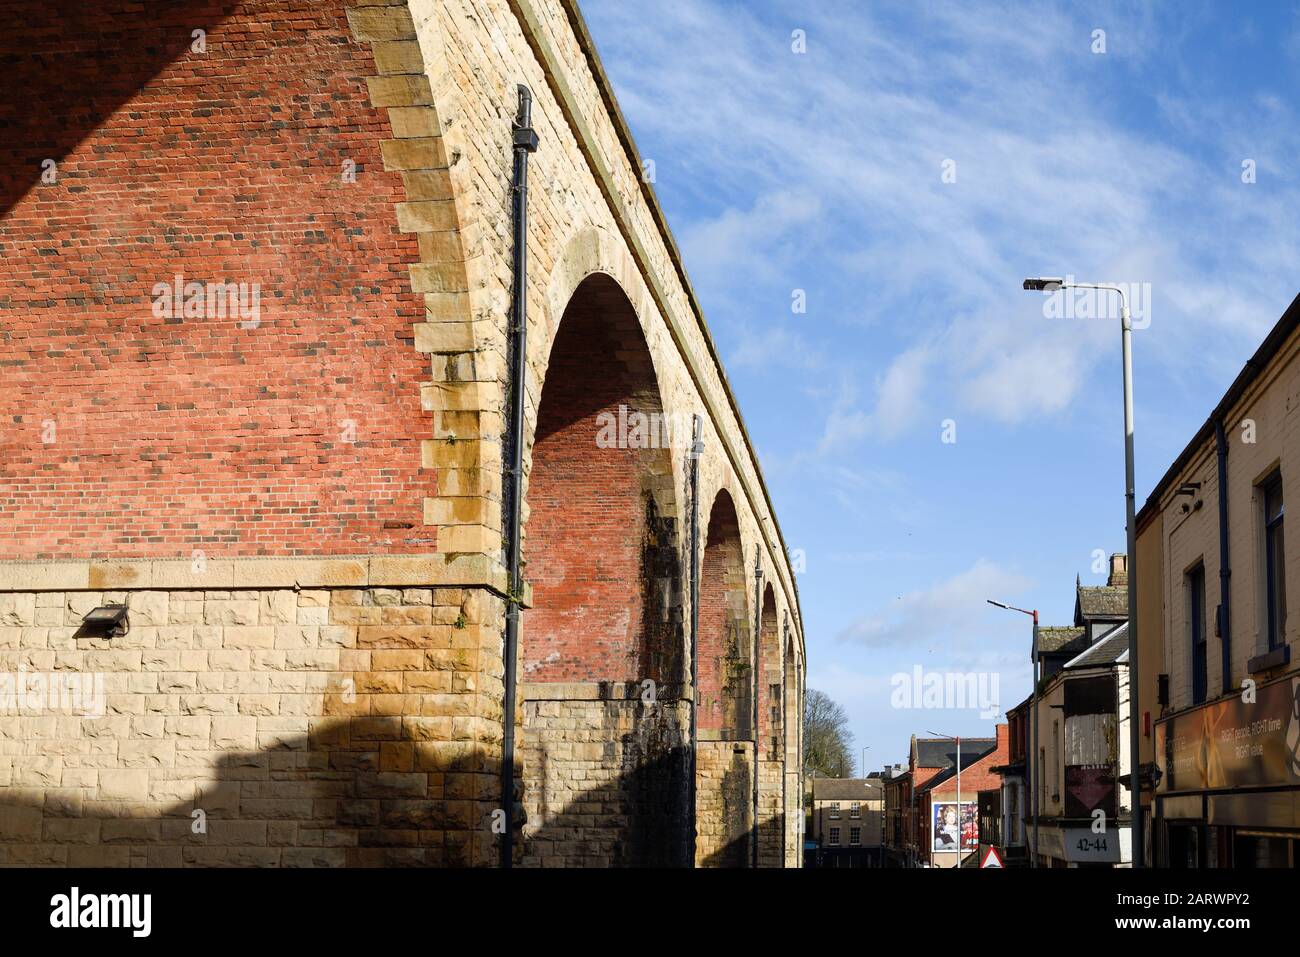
<box><xmin>582</xmin><ymin>0</ymin><xmax>1300</xmax><ymax>771</ymax></box>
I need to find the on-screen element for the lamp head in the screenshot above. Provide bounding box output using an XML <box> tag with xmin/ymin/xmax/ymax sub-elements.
<box><xmin>1023</xmin><ymin>277</ymin><xmax>1064</xmax><ymax>292</ymax></box>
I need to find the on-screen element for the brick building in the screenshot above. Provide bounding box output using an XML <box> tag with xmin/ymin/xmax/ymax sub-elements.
<box><xmin>1138</xmin><ymin>291</ymin><xmax>1300</xmax><ymax>867</ymax></box>
<box><xmin>985</xmin><ymin>699</ymin><xmax>1029</xmax><ymax>866</ymax></box>
<box><xmin>914</xmin><ymin>728</ymin><xmax>1007</xmax><ymax>868</ymax></box>
<box><xmin>1029</xmin><ymin>625</ymin><xmax>1132</xmax><ymax>867</ymax></box>
<box><xmin>808</xmin><ymin>777</ymin><xmax>883</xmax><ymax>867</ymax></box>
<box><xmin>883</xmin><ymin>731</ymin><xmax>1005</xmax><ymax>867</ymax></box>
<box><xmin>0</xmin><ymin>0</ymin><xmax>805</xmax><ymax>867</ymax></box>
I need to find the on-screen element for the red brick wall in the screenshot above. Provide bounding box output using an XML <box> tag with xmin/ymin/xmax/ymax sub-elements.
<box><xmin>524</xmin><ymin>274</ymin><xmax>669</xmax><ymax>682</ymax></box>
<box><xmin>0</xmin><ymin>0</ymin><xmax>430</xmax><ymax>559</ymax></box>
<box><xmin>698</xmin><ymin>490</ymin><xmax>749</xmax><ymax>734</ymax></box>
<box><xmin>918</xmin><ymin>725</ymin><xmax>1009</xmax><ymax>860</ymax></box>
<box><xmin>758</xmin><ymin>587</ymin><xmax>779</xmax><ymax>753</ymax></box>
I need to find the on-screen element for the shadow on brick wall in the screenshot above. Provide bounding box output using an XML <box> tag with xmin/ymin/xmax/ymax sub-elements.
<box><xmin>0</xmin><ymin>715</ymin><xmax>504</xmax><ymax>867</ymax></box>
<box><xmin>522</xmin><ymin>744</ymin><xmax>693</xmax><ymax>868</ymax></box>
<box><xmin>0</xmin><ymin>715</ymin><xmax>788</xmax><ymax>868</ymax></box>
<box><xmin>0</xmin><ymin>0</ymin><xmax>237</xmax><ymax>216</ymax></box>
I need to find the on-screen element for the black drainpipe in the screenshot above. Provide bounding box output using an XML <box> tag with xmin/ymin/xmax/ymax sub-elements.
<box><xmin>1215</xmin><ymin>419</ymin><xmax>1232</xmax><ymax>695</ymax></box>
<box><xmin>500</xmin><ymin>84</ymin><xmax>538</xmax><ymax>870</ymax></box>
<box><xmin>751</xmin><ymin>549</ymin><xmax>763</xmax><ymax>869</ymax></box>
<box><xmin>687</xmin><ymin>414</ymin><xmax>703</xmax><ymax>867</ymax></box>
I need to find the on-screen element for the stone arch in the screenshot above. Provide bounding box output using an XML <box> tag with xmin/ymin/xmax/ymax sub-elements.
<box><xmin>522</xmin><ymin>271</ymin><xmax>683</xmax><ymax>681</ymax></box>
<box><xmin>758</xmin><ymin>585</ymin><xmax>781</xmax><ymax>760</ymax></box>
<box><xmin>695</xmin><ymin>485</ymin><xmax>754</xmax><ymax>867</ymax></box>
<box><xmin>517</xmin><ymin>270</ymin><xmax>689</xmax><ymax>867</ymax></box>
<box><xmin>783</xmin><ymin>629</ymin><xmax>803</xmax><ymax>866</ymax></box>
<box><xmin>698</xmin><ymin>487</ymin><xmax>752</xmax><ymax>737</ymax></box>
<box><xmin>345</xmin><ymin>2</ymin><xmax>500</xmax><ymax>561</ymax></box>
<box><xmin>536</xmin><ymin>226</ymin><xmax>684</xmax><ymax>524</ymax></box>
<box><xmin>756</xmin><ymin>583</ymin><xmax>785</xmax><ymax>865</ymax></box>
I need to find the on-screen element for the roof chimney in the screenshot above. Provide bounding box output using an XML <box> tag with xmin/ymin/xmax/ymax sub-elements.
<box><xmin>1108</xmin><ymin>553</ymin><xmax>1128</xmax><ymax>587</ymax></box>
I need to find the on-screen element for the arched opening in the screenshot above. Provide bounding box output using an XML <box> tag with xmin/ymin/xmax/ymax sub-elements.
<box><xmin>695</xmin><ymin>488</ymin><xmax>753</xmax><ymax>866</ymax></box>
<box><xmin>698</xmin><ymin>489</ymin><xmax>751</xmax><ymax>737</ymax></box>
<box><xmin>783</xmin><ymin>633</ymin><xmax>802</xmax><ymax>867</ymax></box>
<box><xmin>756</xmin><ymin>584</ymin><xmax>783</xmax><ymax>866</ymax></box>
<box><xmin>519</xmin><ymin>272</ymin><xmax>687</xmax><ymax>867</ymax></box>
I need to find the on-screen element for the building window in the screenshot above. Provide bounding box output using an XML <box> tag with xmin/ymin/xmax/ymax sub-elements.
<box><xmin>850</xmin><ymin>827</ymin><xmax>861</xmax><ymax>846</ymax></box>
<box><xmin>1188</xmin><ymin>564</ymin><xmax>1207</xmax><ymax>704</ymax></box>
<box><xmin>850</xmin><ymin>801</ymin><xmax>860</xmax><ymax>819</ymax></box>
<box><xmin>829</xmin><ymin>827</ymin><xmax>840</xmax><ymax>846</ymax></box>
<box><xmin>1052</xmin><ymin>721</ymin><xmax>1060</xmax><ymax>802</ymax></box>
<box><xmin>1264</xmin><ymin>473</ymin><xmax>1287</xmax><ymax>650</ymax></box>
<box><xmin>829</xmin><ymin>802</ymin><xmax>840</xmax><ymax>819</ymax></box>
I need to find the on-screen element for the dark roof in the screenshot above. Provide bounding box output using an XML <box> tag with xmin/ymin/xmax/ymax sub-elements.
<box><xmin>915</xmin><ymin>737</ymin><xmax>996</xmax><ymax>771</ymax></box>
<box><xmin>1066</xmin><ymin>622</ymin><xmax>1129</xmax><ymax>669</ymax></box>
<box><xmin>1075</xmin><ymin>584</ymin><xmax>1128</xmax><ymax>622</ymax></box>
<box><xmin>1037</xmin><ymin>626</ymin><xmax>1088</xmax><ymax>655</ymax></box>
<box><xmin>918</xmin><ymin>742</ymin><xmax>999</xmax><ymax>792</ymax></box>
<box><xmin>812</xmin><ymin>778</ymin><xmax>883</xmax><ymax>801</ymax></box>
<box><xmin>1138</xmin><ymin>290</ymin><xmax>1300</xmax><ymax>527</ymax></box>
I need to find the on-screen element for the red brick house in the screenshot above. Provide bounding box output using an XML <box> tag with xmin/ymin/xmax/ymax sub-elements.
<box><xmin>887</xmin><ymin>726</ymin><xmax>1009</xmax><ymax>867</ymax></box>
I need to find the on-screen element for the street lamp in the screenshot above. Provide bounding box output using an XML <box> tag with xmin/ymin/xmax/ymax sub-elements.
<box><xmin>926</xmin><ymin>730</ymin><xmax>967</xmax><ymax>867</ymax></box>
<box><xmin>988</xmin><ymin>599</ymin><xmax>1038</xmax><ymax>868</ymax></box>
<box><xmin>1023</xmin><ymin>275</ymin><xmax>1142</xmax><ymax>868</ymax></box>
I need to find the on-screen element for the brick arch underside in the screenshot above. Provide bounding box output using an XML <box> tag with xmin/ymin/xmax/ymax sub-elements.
<box><xmin>756</xmin><ymin>584</ymin><xmax>784</xmax><ymax>866</ymax></box>
<box><xmin>695</xmin><ymin>488</ymin><xmax>754</xmax><ymax>867</ymax></box>
<box><xmin>519</xmin><ymin>272</ymin><xmax>688</xmax><ymax>867</ymax></box>
<box><xmin>698</xmin><ymin>490</ymin><xmax>751</xmax><ymax>736</ymax></box>
<box><xmin>783</xmin><ymin>634</ymin><xmax>802</xmax><ymax>866</ymax></box>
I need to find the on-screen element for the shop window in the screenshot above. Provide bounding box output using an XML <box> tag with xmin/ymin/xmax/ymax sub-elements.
<box><xmin>1234</xmin><ymin>832</ymin><xmax>1294</xmax><ymax>868</ymax></box>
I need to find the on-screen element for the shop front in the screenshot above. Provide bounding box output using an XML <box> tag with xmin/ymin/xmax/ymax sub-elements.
<box><xmin>1154</xmin><ymin>672</ymin><xmax>1300</xmax><ymax>867</ymax></box>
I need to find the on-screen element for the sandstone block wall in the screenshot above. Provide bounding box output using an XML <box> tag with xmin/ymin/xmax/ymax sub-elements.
<box><xmin>520</xmin><ymin>685</ymin><xmax>689</xmax><ymax>867</ymax></box>
<box><xmin>695</xmin><ymin>738</ymin><xmax>752</xmax><ymax>867</ymax></box>
<box><xmin>0</xmin><ymin>583</ymin><xmax>505</xmax><ymax>867</ymax></box>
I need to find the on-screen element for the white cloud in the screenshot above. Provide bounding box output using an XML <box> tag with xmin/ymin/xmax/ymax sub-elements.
<box><xmin>586</xmin><ymin>0</ymin><xmax>1300</xmax><ymax>440</ymax></box>
<box><xmin>839</xmin><ymin>559</ymin><xmax>1033</xmax><ymax>647</ymax></box>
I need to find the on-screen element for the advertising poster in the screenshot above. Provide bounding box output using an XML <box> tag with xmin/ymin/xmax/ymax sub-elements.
<box><xmin>932</xmin><ymin>801</ymin><xmax>977</xmax><ymax>852</ymax></box>
<box><xmin>1155</xmin><ymin>674</ymin><xmax>1300</xmax><ymax>792</ymax></box>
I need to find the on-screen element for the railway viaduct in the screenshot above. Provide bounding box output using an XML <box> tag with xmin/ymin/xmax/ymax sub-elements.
<box><xmin>0</xmin><ymin>0</ymin><xmax>805</xmax><ymax>867</ymax></box>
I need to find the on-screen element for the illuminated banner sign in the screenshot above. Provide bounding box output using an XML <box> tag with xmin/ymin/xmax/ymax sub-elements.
<box><xmin>1155</xmin><ymin>674</ymin><xmax>1300</xmax><ymax>792</ymax></box>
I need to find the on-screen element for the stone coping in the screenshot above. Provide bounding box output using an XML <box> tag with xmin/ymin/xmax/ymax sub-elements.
<box><xmin>696</xmin><ymin>730</ymin><xmax>757</xmax><ymax>745</ymax></box>
<box><xmin>0</xmin><ymin>554</ymin><xmax>526</xmax><ymax>599</ymax></box>
<box><xmin>520</xmin><ymin>680</ymin><xmax>692</xmax><ymax>702</ymax></box>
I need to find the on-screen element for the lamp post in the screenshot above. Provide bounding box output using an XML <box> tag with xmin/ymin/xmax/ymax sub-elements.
<box><xmin>927</xmin><ymin>730</ymin><xmax>964</xmax><ymax>867</ymax></box>
<box><xmin>988</xmin><ymin>599</ymin><xmax>1038</xmax><ymax>867</ymax></box>
<box><xmin>1023</xmin><ymin>276</ymin><xmax>1142</xmax><ymax>867</ymax></box>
